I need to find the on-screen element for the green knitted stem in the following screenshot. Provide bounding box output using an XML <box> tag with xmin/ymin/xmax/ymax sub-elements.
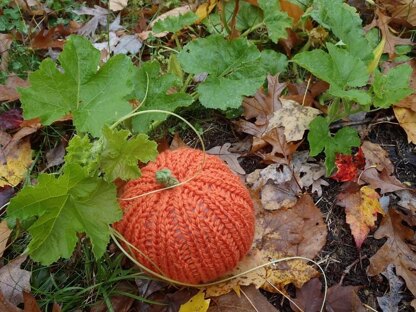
<box><xmin>156</xmin><ymin>168</ymin><xmax>179</xmax><ymax>187</ymax></box>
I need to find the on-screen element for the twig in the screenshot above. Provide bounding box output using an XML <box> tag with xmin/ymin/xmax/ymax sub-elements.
<box><xmin>339</xmin><ymin>255</ymin><xmax>367</xmax><ymax>284</ymax></box>
<box><xmin>329</xmin><ymin>115</ymin><xmax>396</xmax><ymax>130</ymax></box>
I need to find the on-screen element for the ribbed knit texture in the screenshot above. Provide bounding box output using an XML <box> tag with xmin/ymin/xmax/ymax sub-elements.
<box><xmin>114</xmin><ymin>148</ymin><xmax>255</xmax><ymax>284</ymax></box>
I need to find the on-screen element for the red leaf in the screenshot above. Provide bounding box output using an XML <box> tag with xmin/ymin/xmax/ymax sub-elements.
<box><xmin>332</xmin><ymin>148</ymin><xmax>365</xmax><ymax>182</ymax></box>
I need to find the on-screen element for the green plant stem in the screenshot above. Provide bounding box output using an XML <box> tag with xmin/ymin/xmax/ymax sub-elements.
<box><xmin>181</xmin><ymin>74</ymin><xmax>194</xmax><ymax>93</ymax></box>
<box><xmin>220</xmin><ymin>0</ymin><xmax>232</xmax><ymax>35</ymax></box>
<box><xmin>241</xmin><ymin>22</ymin><xmax>265</xmax><ymax>37</ymax></box>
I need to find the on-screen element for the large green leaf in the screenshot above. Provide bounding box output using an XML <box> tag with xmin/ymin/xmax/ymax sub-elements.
<box><xmin>372</xmin><ymin>64</ymin><xmax>413</xmax><ymax>108</ymax></box>
<box><xmin>309</xmin><ymin>0</ymin><xmax>372</xmax><ymax>62</ymax></box>
<box><xmin>152</xmin><ymin>11</ymin><xmax>198</xmax><ymax>34</ymax></box>
<box><xmin>131</xmin><ymin>61</ymin><xmax>193</xmax><ymax>133</ymax></box>
<box><xmin>100</xmin><ymin>126</ymin><xmax>158</xmax><ymax>182</ymax></box>
<box><xmin>308</xmin><ymin>116</ymin><xmax>360</xmax><ymax>175</ymax></box>
<box><xmin>178</xmin><ymin>35</ymin><xmax>266</xmax><ymax>109</ymax></box>
<box><xmin>258</xmin><ymin>0</ymin><xmax>292</xmax><ymax>43</ymax></box>
<box><xmin>7</xmin><ymin>164</ymin><xmax>121</xmax><ymax>265</ymax></box>
<box><xmin>293</xmin><ymin>43</ymin><xmax>369</xmax><ymax>89</ymax></box>
<box><xmin>19</xmin><ymin>35</ymin><xmax>135</xmax><ymax>137</ymax></box>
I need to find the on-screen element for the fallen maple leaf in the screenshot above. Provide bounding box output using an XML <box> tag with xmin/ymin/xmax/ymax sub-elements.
<box><xmin>179</xmin><ymin>292</ymin><xmax>210</xmax><ymax>312</ymax></box>
<box><xmin>368</xmin><ymin>209</ymin><xmax>416</xmax><ymax>299</ymax></box>
<box><xmin>0</xmin><ymin>256</ymin><xmax>31</xmax><ymax>306</ymax></box>
<box><xmin>73</xmin><ymin>5</ymin><xmax>109</xmax><ymax>37</ymax></box>
<box><xmin>30</xmin><ymin>24</ymin><xmax>78</xmax><ymax>50</ymax></box>
<box><xmin>331</xmin><ymin>148</ymin><xmax>365</xmax><ymax>182</ymax></box>
<box><xmin>337</xmin><ymin>184</ymin><xmax>385</xmax><ymax>248</ymax></box>
<box><xmin>207</xmin><ymin>143</ymin><xmax>246</xmax><ymax>175</ymax></box>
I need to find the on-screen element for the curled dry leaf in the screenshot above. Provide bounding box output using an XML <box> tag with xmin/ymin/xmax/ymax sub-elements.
<box><xmin>337</xmin><ymin>184</ymin><xmax>385</xmax><ymax>248</ymax></box>
<box><xmin>205</xmin><ymin>194</ymin><xmax>326</xmax><ymax>297</ymax></box>
<box><xmin>377</xmin><ymin>264</ymin><xmax>404</xmax><ymax>312</ymax></box>
<box><xmin>0</xmin><ymin>256</ymin><xmax>31</xmax><ymax>306</ymax></box>
<box><xmin>396</xmin><ymin>190</ymin><xmax>416</xmax><ymax>214</ymax></box>
<box><xmin>266</xmin><ymin>99</ymin><xmax>320</xmax><ymax>142</ymax></box>
<box><xmin>368</xmin><ymin>209</ymin><xmax>416</xmax><ymax>298</ymax></box>
<box><xmin>206</xmin><ymin>143</ymin><xmax>246</xmax><ymax>175</ymax></box>
<box><xmin>380</xmin><ymin>0</ymin><xmax>416</xmax><ymax>26</ymax></box>
<box><xmin>246</xmin><ymin>164</ymin><xmax>300</xmax><ymax>210</ymax></box>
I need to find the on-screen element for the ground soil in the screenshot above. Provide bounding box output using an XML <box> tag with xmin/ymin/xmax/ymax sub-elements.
<box><xmin>174</xmin><ymin>110</ymin><xmax>416</xmax><ymax>311</ymax></box>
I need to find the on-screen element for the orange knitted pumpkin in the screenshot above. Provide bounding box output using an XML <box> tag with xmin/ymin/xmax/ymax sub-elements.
<box><xmin>114</xmin><ymin>148</ymin><xmax>255</xmax><ymax>284</ymax></box>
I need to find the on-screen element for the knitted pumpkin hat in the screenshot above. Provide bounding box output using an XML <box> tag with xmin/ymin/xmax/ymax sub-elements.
<box><xmin>114</xmin><ymin>147</ymin><xmax>255</xmax><ymax>284</ymax></box>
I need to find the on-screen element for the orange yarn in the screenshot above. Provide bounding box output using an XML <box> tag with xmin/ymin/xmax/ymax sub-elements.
<box><xmin>114</xmin><ymin>148</ymin><xmax>255</xmax><ymax>284</ymax></box>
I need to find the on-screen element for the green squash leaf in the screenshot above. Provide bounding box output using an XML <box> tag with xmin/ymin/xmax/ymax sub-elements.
<box><xmin>308</xmin><ymin>116</ymin><xmax>360</xmax><ymax>175</ymax></box>
<box><xmin>152</xmin><ymin>11</ymin><xmax>198</xmax><ymax>34</ymax></box>
<box><xmin>178</xmin><ymin>35</ymin><xmax>266</xmax><ymax>109</ymax></box>
<box><xmin>371</xmin><ymin>64</ymin><xmax>413</xmax><ymax>108</ymax></box>
<box><xmin>309</xmin><ymin>0</ymin><xmax>372</xmax><ymax>62</ymax></box>
<box><xmin>7</xmin><ymin>164</ymin><xmax>121</xmax><ymax>265</ymax></box>
<box><xmin>293</xmin><ymin>43</ymin><xmax>369</xmax><ymax>89</ymax></box>
<box><xmin>64</xmin><ymin>135</ymin><xmax>100</xmax><ymax>176</ymax></box>
<box><xmin>100</xmin><ymin>126</ymin><xmax>158</xmax><ymax>182</ymax></box>
<box><xmin>259</xmin><ymin>50</ymin><xmax>288</xmax><ymax>75</ymax></box>
<box><xmin>18</xmin><ymin>35</ymin><xmax>135</xmax><ymax>137</ymax></box>
<box><xmin>258</xmin><ymin>0</ymin><xmax>292</xmax><ymax>43</ymax></box>
<box><xmin>131</xmin><ymin>61</ymin><xmax>193</xmax><ymax>133</ymax></box>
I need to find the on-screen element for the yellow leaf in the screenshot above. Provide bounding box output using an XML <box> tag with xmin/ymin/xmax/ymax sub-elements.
<box><xmin>179</xmin><ymin>292</ymin><xmax>210</xmax><ymax>312</ymax></box>
<box><xmin>0</xmin><ymin>138</ymin><xmax>33</xmax><ymax>187</ymax></box>
<box><xmin>196</xmin><ymin>0</ymin><xmax>218</xmax><ymax>23</ymax></box>
<box><xmin>368</xmin><ymin>37</ymin><xmax>386</xmax><ymax>73</ymax></box>
<box><xmin>394</xmin><ymin>106</ymin><xmax>416</xmax><ymax>144</ymax></box>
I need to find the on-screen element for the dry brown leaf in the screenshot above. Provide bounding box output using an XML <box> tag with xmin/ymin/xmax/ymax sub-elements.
<box><xmin>368</xmin><ymin>209</ymin><xmax>416</xmax><ymax>298</ymax></box>
<box><xmin>246</xmin><ymin>164</ymin><xmax>300</xmax><ymax>210</ymax></box>
<box><xmin>365</xmin><ymin>8</ymin><xmax>413</xmax><ymax>59</ymax></box>
<box><xmin>290</xmin><ymin>278</ymin><xmax>365</xmax><ymax>312</ymax></box>
<box><xmin>0</xmin><ymin>256</ymin><xmax>31</xmax><ymax>306</ymax></box>
<box><xmin>205</xmin><ymin>194</ymin><xmax>326</xmax><ymax>297</ymax></box>
<box><xmin>22</xmin><ymin>292</ymin><xmax>42</xmax><ymax>312</ymax></box>
<box><xmin>0</xmin><ymin>34</ymin><xmax>13</xmax><ymax>72</ymax></box>
<box><xmin>396</xmin><ymin>190</ymin><xmax>416</xmax><ymax>214</ymax></box>
<box><xmin>379</xmin><ymin>0</ymin><xmax>416</xmax><ymax>26</ymax></box>
<box><xmin>393</xmin><ymin>107</ymin><xmax>416</xmax><ymax>144</ymax></box>
<box><xmin>207</xmin><ymin>143</ymin><xmax>246</xmax><ymax>175</ymax></box>
<box><xmin>0</xmin><ymin>291</ymin><xmax>21</xmax><ymax>312</ymax></box>
<box><xmin>361</xmin><ymin>141</ymin><xmax>394</xmax><ymax>173</ymax></box>
<box><xmin>337</xmin><ymin>184</ymin><xmax>385</xmax><ymax>248</ymax></box>
<box><xmin>360</xmin><ymin>141</ymin><xmax>407</xmax><ymax>193</ymax></box>
<box><xmin>91</xmin><ymin>282</ymin><xmax>135</xmax><ymax>312</ymax></box>
<box><xmin>0</xmin><ymin>220</ymin><xmax>12</xmax><ymax>258</ymax></box>
<box><xmin>266</xmin><ymin>99</ymin><xmax>320</xmax><ymax>142</ymax></box>
<box><xmin>0</xmin><ymin>129</ymin><xmax>34</xmax><ymax>187</ymax></box>
<box><xmin>0</xmin><ymin>76</ymin><xmax>30</xmax><ymax>102</ymax></box>
<box><xmin>196</xmin><ymin>0</ymin><xmax>218</xmax><ymax>23</ymax></box>
<box><xmin>30</xmin><ymin>24</ymin><xmax>78</xmax><ymax>50</ymax></box>
<box><xmin>207</xmin><ymin>285</ymin><xmax>278</xmax><ymax>312</ymax></box>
